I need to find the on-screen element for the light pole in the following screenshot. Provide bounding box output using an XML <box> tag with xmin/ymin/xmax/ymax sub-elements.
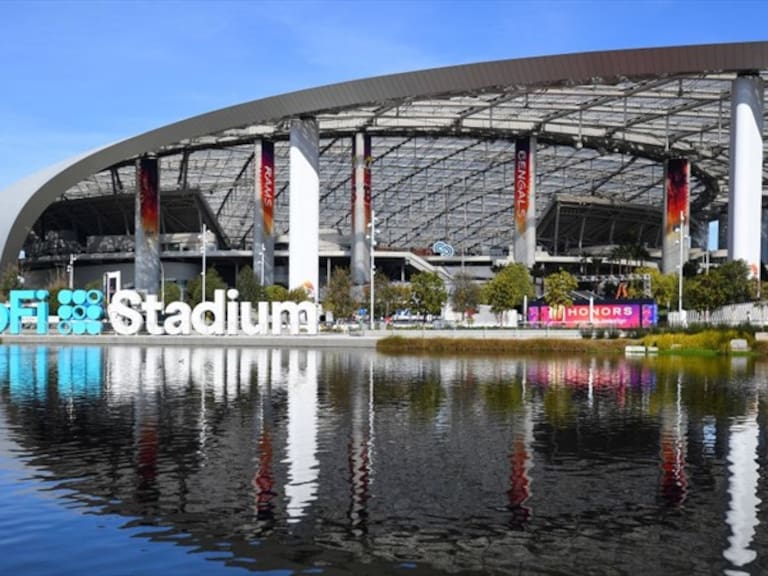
<box><xmin>368</xmin><ymin>210</ymin><xmax>377</xmax><ymax>330</ymax></box>
<box><xmin>259</xmin><ymin>242</ymin><xmax>266</xmax><ymax>285</ymax></box>
<box><xmin>200</xmin><ymin>223</ymin><xmax>207</xmax><ymax>302</ymax></box>
<box><xmin>677</xmin><ymin>210</ymin><xmax>686</xmax><ymax>317</ymax></box>
<box><xmin>160</xmin><ymin>260</ymin><xmax>165</xmax><ymax>305</ymax></box>
<box><xmin>67</xmin><ymin>254</ymin><xmax>76</xmax><ymax>289</ymax></box>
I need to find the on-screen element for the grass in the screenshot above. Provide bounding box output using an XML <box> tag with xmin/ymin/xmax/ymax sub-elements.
<box><xmin>376</xmin><ymin>335</ymin><xmax>631</xmax><ymax>355</ymax></box>
<box><xmin>376</xmin><ymin>327</ymin><xmax>763</xmax><ymax>357</ymax></box>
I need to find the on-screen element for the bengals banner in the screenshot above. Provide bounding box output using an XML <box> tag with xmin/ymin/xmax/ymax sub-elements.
<box><xmin>135</xmin><ymin>156</ymin><xmax>160</xmax><ymax>293</ymax></box>
<box><xmin>662</xmin><ymin>158</ymin><xmax>689</xmax><ymax>275</ymax></box>
<box><xmin>254</xmin><ymin>140</ymin><xmax>275</xmax><ymax>285</ymax></box>
<box><xmin>513</xmin><ymin>137</ymin><xmax>536</xmax><ymax>267</ymax></box>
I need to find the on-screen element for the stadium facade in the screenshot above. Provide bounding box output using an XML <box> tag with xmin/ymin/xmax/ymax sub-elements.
<box><xmin>1</xmin><ymin>41</ymin><xmax>767</xmax><ymax>298</ymax></box>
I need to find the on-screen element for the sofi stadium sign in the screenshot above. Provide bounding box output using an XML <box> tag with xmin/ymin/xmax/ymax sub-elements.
<box><xmin>1</xmin><ymin>289</ymin><xmax>318</xmax><ymax>336</ymax></box>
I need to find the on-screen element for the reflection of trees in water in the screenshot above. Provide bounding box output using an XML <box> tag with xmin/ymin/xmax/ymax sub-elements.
<box><xmin>408</xmin><ymin>375</ymin><xmax>444</xmax><ymax>419</ymax></box>
<box><xmin>482</xmin><ymin>378</ymin><xmax>525</xmax><ymax>414</ymax></box>
<box><xmin>542</xmin><ymin>385</ymin><xmax>575</xmax><ymax>428</ymax></box>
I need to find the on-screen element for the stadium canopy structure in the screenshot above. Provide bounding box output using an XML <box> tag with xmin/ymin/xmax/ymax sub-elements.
<box><xmin>1</xmin><ymin>41</ymin><xmax>767</xmax><ymax>291</ymax></box>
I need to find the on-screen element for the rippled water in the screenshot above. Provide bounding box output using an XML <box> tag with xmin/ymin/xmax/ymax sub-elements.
<box><xmin>1</xmin><ymin>345</ymin><xmax>767</xmax><ymax>575</ymax></box>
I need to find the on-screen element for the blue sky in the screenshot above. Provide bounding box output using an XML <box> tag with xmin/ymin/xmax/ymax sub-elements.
<box><xmin>0</xmin><ymin>0</ymin><xmax>766</xmax><ymax>190</ymax></box>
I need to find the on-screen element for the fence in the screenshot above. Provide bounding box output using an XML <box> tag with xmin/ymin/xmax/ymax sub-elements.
<box><xmin>674</xmin><ymin>302</ymin><xmax>768</xmax><ymax>327</ymax></box>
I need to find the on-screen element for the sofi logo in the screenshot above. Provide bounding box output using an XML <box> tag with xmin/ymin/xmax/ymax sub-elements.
<box><xmin>1</xmin><ymin>290</ymin><xmax>52</xmax><ymax>335</ymax></box>
<box><xmin>0</xmin><ymin>289</ymin><xmax>105</xmax><ymax>335</ymax></box>
<box><xmin>56</xmin><ymin>290</ymin><xmax>105</xmax><ymax>335</ymax></box>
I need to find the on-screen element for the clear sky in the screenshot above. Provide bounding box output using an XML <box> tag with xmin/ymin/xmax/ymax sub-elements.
<box><xmin>0</xmin><ymin>0</ymin><xmax>766</xmax><ymax>190</ymax></box>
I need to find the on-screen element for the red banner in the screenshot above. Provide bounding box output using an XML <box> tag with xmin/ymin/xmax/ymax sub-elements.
<box><xmin>514</xmin><ymin>139</ymin><xmax>531</xmax><ymax>233</ymax></box>
<box><xmin>665</xmin><ymin>158</ymin><xmax>689</xmax><ymax>235</ymax></box>
<box><xmin>351</xmin><ymin>134</ymin><xmax>372</xmax><ymax>229</ymax></box>
<box><xmin>261</xmin><ymin>141</ymin><xmax>275</xmax><ymax>236</ymax></box>
<box><xmin>138</xmin><ymin>157</ymin><xmax>159</xmax><ymax>236</ymax></box>
<box><xmin>363</xmin><ymin>135</ymin><xmax>372</xmax><ymax>228</ymax></box>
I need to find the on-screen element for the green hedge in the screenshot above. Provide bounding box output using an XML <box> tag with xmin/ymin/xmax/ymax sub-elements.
<box><xmin>641</xmin><ymin>329</ymin><xmax>754</xmax><ymax>354</ymax></box>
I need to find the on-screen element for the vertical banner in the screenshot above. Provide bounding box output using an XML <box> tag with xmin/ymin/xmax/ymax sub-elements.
<box><xmin>662</xmin><ymin>158</ymin><xmax>690</xmax><ymax>275</ymax></box>
<box><xmin>351</xmin><ymin>133</ymin><xmax>372</xmax><ymax>285</ymax></box>
<box><xmin>253</xmin><ymin>140</ymin><xmax>275</xmax><ymax>286</ymax></box>
<box><xmin>135</xmin><ymin>156</ymin><xmax>160</xmax><ymax>294</ymax></box>
<box><xmin>513</xmin><ymin>136</ymin><xmax>536</xmax><ymax>267</ymax></box>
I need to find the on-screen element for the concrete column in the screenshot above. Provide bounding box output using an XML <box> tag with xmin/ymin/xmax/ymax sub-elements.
<box><xmin>351</xmin><ymin>133</ymin><xmax>372</xmax><ymax>285</ymax></box>
<box><xmin>253</xmin><ymin>140</ymin><xmax>275</xmax><ymax>286</ymax></box>
<box><xmin>513</xmin><ymin>136</ymin><xmax>536</xmax><ymax>267</ymax></box>
<box><xmin>134</xmin><ymin>156</ymin><xmax>160</xmax><ymax>294</ymax></box>
<box><xmin>289</xmin><ymin>118</ymin><xmax>319</xmax><ymax>301</ymax></box>
<box><xmin>728</xmin><ymin>74</ymin><xmax>764</xmax><ymax>279</ymax></box>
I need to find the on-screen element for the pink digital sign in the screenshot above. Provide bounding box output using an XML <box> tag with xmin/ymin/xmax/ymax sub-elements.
<box><xmin>527</xmin><ymin>302</ymin><xmax>657</xmax><ymax>328</ymax></box>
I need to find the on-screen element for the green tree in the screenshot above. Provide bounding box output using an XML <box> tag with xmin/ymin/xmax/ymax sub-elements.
<box><xmin>450</xmin><ymin>271</ymin><xmax>482</xmax><ymax>322</ymax></box>
<box><xmin>287</xmin><ymin>287</ymin><xmax>311</xmax><ymax>303</ymax></box>
<box><xmin>324</xmin><ymin>267</ymin><xmax>357</xmax><ymax>320</ymax></box>
<box><xmin>264</xmin><ymin>284</ymin><xmax>288</xmax><ymax>302</ymax></box>
<box><xmin>684</xmin><ymin>273</ymin><xmax>725</xmax><ymax>312</ymax></box>
<box><xmin>0</xmin><ymin>265</ymin><xmax>22</xmax><ymax>301</ymax></box>
<box><xmin>629</xmin><ymin>267</ymin><xmax>677</xmax><ymax>309</ymax></box>
<box><xmin>46</xmin><ymin>278</ymin><xmax>69</xmax><ymax>315</ymax></box>
<box><xmin>716</xmin><ymin>260</ymin><xmax>753</xmax><ymax>304</ymax></box>
<box><xmin>377</xmin><ymin>280</ymin><xmax>411</xmax><ymax>318</ymax></box>
<box><xmin>683</xmin><ymin>260</ymin><xmax>753</xmax><ymax>312</ymax></box>
<box><xmin>236</xmin><ymin>265</ymin><xmax>264</xmax><ymax>303</ymax></box>
<box><xmin>187</xmin><ymin>267</ymin><xmax>228</xmax><ymax>307</ymax></box>
<box><xmin>483</xmin><ymin>263</ymin><xmax>535</xmax><ymax>325</ymax></box>
<box><xmin>163</xmin><ymin>282</ymin><xmax>182</xmax><ymax>304</ymax></box>
<box><xmin>543</xmin><ymin>269</ymin><xmax>578</xmax><ymax>321</ymax></box>
<box><xmin>609</xmin><ymin>244</ymin><xmax>632</xmax><ymax>275</ymax></box>
<box><xmin>409</xmin><ymin>271</ymin><xmax>447</xmax><ymax>322</ymax></box>
<box><xmin>608</xmin><ymin>243</ymin><xmax>650</xmax><ymax>276</ymax></box>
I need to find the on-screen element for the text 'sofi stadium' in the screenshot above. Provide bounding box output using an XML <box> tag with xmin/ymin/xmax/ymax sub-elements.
<box><xmin>2</xmin><ymin>42</ymin><xmax>768</xmax><ymax>298</ymax></box>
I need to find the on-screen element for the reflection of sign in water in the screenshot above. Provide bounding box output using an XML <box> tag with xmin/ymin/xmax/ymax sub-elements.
<box><xmin>4</xmin><ymin>346</ymin><xmax>102</xmax><ymax>401</ymax></box>
<box><xmin>432</xmin><ymin>240</ymin><xmax>455</xmax><ymax>257</ymax></box>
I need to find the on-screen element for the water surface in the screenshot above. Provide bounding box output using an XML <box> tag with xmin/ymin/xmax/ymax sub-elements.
<box><xmin>1</xmin><ymin>345</ymin><xmax>767</xmax><ymax>575</ymax></box>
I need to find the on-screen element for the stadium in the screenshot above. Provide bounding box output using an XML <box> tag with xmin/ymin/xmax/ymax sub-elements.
<box><xmin>1</xmin><ymin>41</ymin><xmax>766</xmax><ymax>302</ymax></box>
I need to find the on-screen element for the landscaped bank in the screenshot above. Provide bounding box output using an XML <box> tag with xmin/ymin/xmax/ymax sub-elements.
<box><xmin>376</xmin><ymin>328</ymin><xmax>768</xmax><ymax>356</ymax></box>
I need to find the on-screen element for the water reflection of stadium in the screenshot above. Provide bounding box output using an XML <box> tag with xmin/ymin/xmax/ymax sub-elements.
<box><xmin>1</xmin><ymin>346</ymin><xmax>766</xmax><ymax>573</ymax></box>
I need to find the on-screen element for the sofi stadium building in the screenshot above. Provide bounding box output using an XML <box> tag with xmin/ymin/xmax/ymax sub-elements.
<box><xmin>1</xmin><ymin>42</ymin><xmax>767</xmax><ymax>300</ymax></box>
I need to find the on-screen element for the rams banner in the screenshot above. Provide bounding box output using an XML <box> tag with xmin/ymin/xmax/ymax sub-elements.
<box><xmin>261</xmin><ymin>140</ymin><xmax>275</xmax><ymax>236</ymax></box>
<box><xmin>254</xmin><ymin>140</ymin><xmax>275</xmax><ymax>285</ymax></box>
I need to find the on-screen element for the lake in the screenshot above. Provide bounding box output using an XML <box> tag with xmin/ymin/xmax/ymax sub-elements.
<box><xmin>0</xmin><ymin>345</ymin><xmax>766</xmax><ymax>575</ymax></box>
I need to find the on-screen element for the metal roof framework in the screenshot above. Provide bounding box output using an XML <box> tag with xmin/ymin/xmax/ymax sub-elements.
<box><xmin>6</xmin><ymin>42</ymin><xmax>768</xmax><ymax>266</ymax></box>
